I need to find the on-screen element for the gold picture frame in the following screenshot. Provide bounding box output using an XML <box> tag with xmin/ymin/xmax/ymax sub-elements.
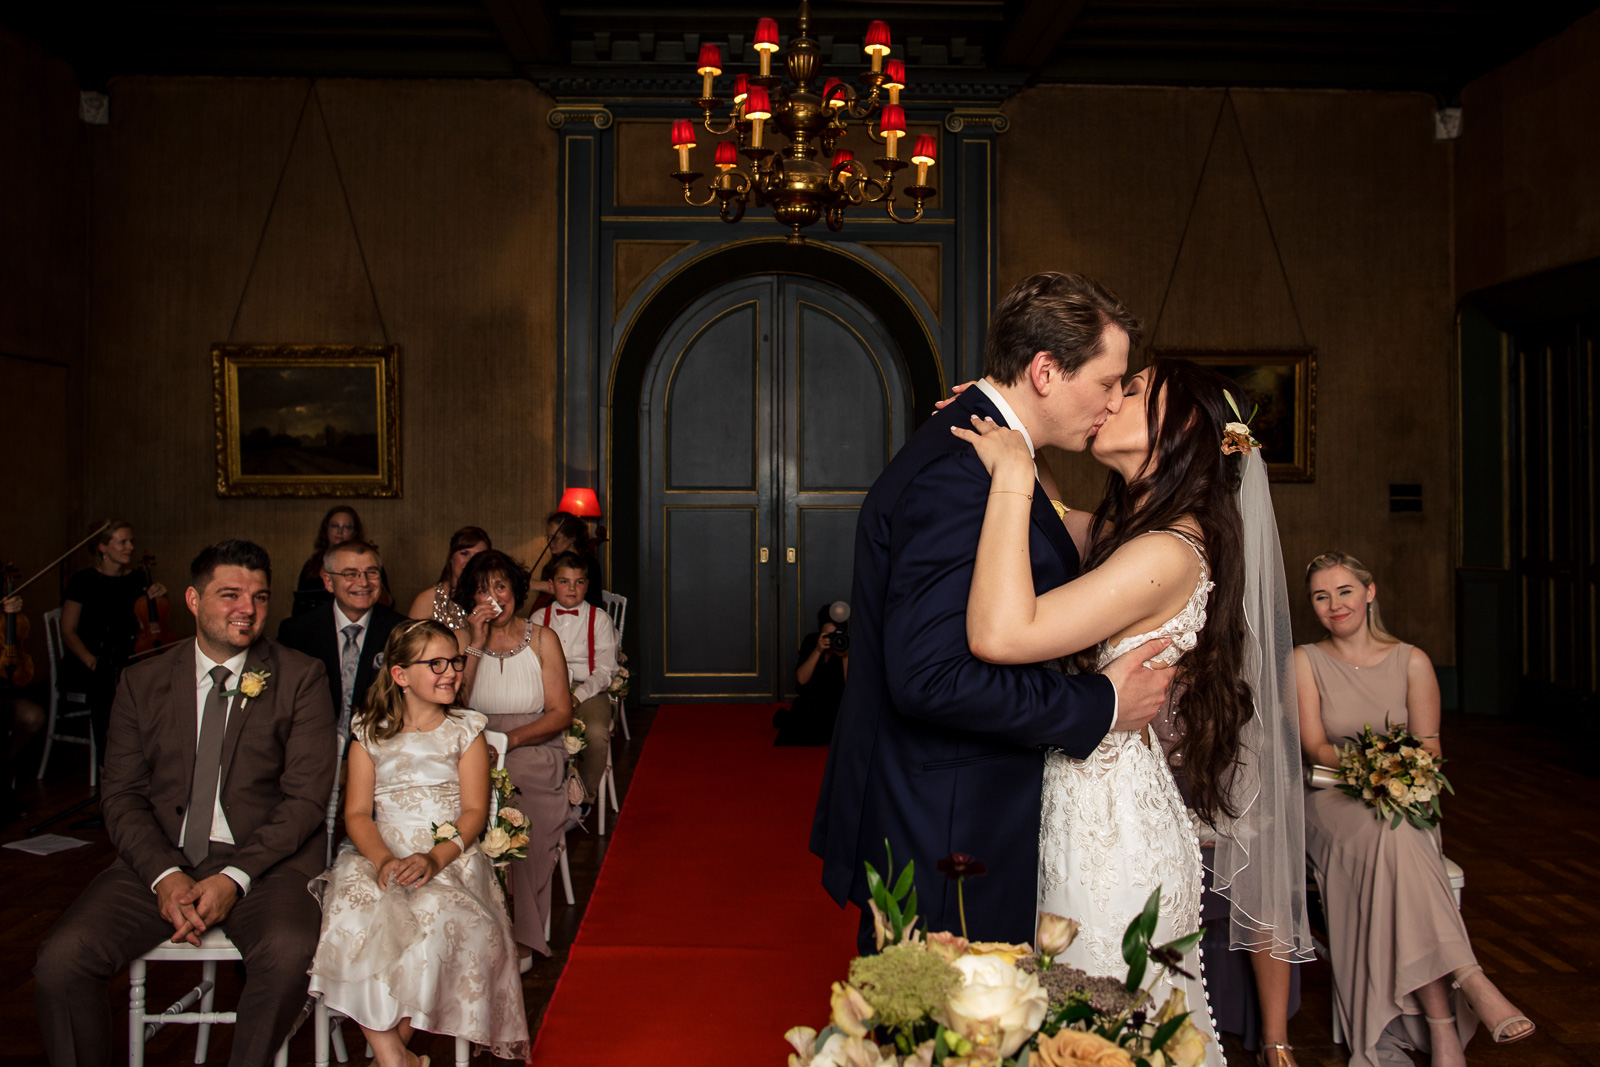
<box><xmin>1152</xmin><ymin>348</ymin><xmax>1317</xmax><ymax>482</ymax></box>
<box><xmin>212</xmin><ymin>344</ymin><xmax>400</xmax><ymax>498</ymax></box>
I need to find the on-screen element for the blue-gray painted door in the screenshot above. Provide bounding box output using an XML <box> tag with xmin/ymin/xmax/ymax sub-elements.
<box><xmin>641</xmin><ymin>276</ymin><xmax>909</xmax><ymax>702</ymax></box>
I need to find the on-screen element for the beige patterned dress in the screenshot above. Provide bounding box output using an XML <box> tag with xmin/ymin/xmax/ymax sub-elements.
<box><xmin>308</xmin><ymin>710</ymin><xmax>529</xmax><ymax>1059</ymax></box>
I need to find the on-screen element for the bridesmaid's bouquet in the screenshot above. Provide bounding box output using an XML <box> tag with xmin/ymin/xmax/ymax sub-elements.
<box><xmin>784</xmin><ymin>845</ymin><xmax>1210</xmax><ymax>1067</ymax></box>
<box><xmin>1334</xmin><ymin>718</ymin><xmax>1453</xmax><ymax>830</ymax></box>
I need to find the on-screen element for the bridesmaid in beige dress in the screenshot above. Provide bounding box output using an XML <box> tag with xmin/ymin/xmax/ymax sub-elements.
<box><xmin>455</xmin><ymin>549</ymin><xmax>573</xmax><ymax>964</ymax></box>
<box><xmin>1295</xmin><ymin>552</ymin><xmax>1534</xmax><ymax>1067</ymax></box>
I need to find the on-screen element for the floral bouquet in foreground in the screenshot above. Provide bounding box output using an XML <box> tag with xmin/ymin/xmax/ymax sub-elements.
<box><xmin>786</xmin><ymin>845</ymin><xmax>1209</xmax><ymax>1067</ymax></box>
<box><xmin>478</xmin><ymin>767</ymin><xmax>530</xmax><ymax>887</ymax></box>
<box><xmin>1335</xmin><ymin>717</ymin><xmax>1453</xmax><ymax>830</ymax></box>
<box><xmin>608</xmin><ymin>665</ymin><xmax>631</xmax><ymax>699</ymax></box>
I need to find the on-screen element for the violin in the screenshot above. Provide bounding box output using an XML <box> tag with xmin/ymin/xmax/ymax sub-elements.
<box><xmin>132</xmin><ymin>552</ymin><xmax>172</xmax><ymax>656</ymax></box>
<box><xmin>2</xmin><ymin>562</ymin><xmax>35</xmax><ymax>688</ymax></box>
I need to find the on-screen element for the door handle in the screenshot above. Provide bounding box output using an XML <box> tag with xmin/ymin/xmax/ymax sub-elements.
<box><xmin>787</xmin><ymin>548</ymin><xmax>796</xmax><ymax>563</ymax></box>
<box><xmin>760</xmin><ymin>548</ymin><xmax>769</xmax><ymax>563</ymax></box>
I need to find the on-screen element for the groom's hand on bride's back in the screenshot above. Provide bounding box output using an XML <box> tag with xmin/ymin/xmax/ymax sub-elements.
<box><xmin>1102</xmin><ymin>638</ymin><xmax>1175</xmax><ymax>732</ymax></box>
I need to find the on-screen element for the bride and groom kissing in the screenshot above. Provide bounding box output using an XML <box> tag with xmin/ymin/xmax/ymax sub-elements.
<box><xmin>812</xmin><ymin>271</ymin><xmax>1302</xmax><ymax>1066</ymax></box>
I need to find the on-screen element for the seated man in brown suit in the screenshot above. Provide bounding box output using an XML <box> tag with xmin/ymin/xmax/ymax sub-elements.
<box><xmin>35</xmin><ymin>539</ymin><xmax>336</xmax><ymax>1067</ymax></box>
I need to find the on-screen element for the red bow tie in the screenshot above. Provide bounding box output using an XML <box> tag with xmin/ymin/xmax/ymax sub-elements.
<box><xmin>555</xmin><ymin>608</ymin><xmax>581</xmax><ymax>616</ymax></box>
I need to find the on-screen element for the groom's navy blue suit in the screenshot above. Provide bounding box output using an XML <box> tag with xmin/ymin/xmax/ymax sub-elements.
<box><xmin>811</xmin><ymin>385</ymin><xmax>1116</xmax><ymax>950</ymax></box>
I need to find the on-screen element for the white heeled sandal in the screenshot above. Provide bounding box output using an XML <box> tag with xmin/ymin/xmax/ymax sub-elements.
<box><xmin>1451</xmin><ymin>965</ymin><xmax>1535</xmax><ymax>1043</ymax></box>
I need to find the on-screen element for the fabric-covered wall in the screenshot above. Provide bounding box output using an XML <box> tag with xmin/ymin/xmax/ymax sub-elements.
<box><xmin>1456</xmin><ymin>9</ymin><xmax>1600</xmax><ymax>295</ymax></box>
<box><xmin>78</xmin><ymin>77</ymin><xmax>561</xmax><ymax>633</ymax></box>
<box><xmin>0</xmin><ymin>29</ymin><xmax>86</xmax><ymax>577</ymax></box>
<box><xmin>999</xmin><ymin>86</ymin><xmax>1456</xmax><ymax>660</ymax></box>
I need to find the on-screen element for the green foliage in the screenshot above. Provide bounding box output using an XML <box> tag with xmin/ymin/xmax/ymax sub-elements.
<box><xmin>863</xmin><ymin>839</ymin><xmax>919</xmax><ymax>946</ymax></box>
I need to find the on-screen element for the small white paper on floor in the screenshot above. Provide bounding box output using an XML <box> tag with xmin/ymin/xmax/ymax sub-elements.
<box><xmin>3</xmin><ymin>833</ymin><xmax>91</xmax><ymax>856</ymax></box>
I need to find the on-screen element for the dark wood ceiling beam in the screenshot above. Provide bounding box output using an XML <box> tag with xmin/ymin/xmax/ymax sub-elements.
<box><xmin>996</xmin><ymin>0</ymin><xmax>1090</xmax><ymax>67</ymax></box>
<box><xmin>482</xmin><ymin>0</ymin><xmax>566</xmax><ymax>64</ymax></box>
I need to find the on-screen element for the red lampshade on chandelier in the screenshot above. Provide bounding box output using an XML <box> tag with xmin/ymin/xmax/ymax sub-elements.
<box><xmin>557</xmin><ymin>488</ymin><xmax>602</xmax><ymax>519</ymax></box>
<box><xmin>668</xmin><ymin>0</ymin><xmax>937</xmax><ymax>244</ymax></box>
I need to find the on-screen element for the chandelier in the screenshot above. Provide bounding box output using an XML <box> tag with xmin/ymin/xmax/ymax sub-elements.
<box><xmin>669</xmin><ymin>1</ymin><xmax>938</xmax><ymax>245</ymax></box>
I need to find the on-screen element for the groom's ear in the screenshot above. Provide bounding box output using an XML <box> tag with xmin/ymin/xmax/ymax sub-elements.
<box><xmin>1028</xmin><ymin>351</ymin><xmax>1058</xmax><ymax>395</ymax></box>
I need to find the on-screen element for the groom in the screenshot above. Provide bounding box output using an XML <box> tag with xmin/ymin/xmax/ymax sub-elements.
<box><xmin>812</xmin><ymin>272</ymin><xmax>1175</xmax><ymax>951</ymax></box>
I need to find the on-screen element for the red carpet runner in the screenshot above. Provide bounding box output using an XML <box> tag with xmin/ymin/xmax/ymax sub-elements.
<box><xmin>530</xmin><ymin>705</ymin><xmax>858</xmax><ymax>1064</ymax></box>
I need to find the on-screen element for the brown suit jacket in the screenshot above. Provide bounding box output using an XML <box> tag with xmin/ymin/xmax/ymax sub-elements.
<box><xmin>100</xmin><ymin>637</ymin><xmax>337</xmax><ymax>887</ymax></box>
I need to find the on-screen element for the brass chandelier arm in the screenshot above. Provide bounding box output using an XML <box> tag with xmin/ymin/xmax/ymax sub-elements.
<box><xmin>884</xmin><ymin>196</ymin><xmax>926</xmax><ymax>225</ymax></box>
<box><xmin>701</xmin><ymin>113</ymin><xmax>739</xmax><ymax>136</ymax></box>
<box><xmin>681</xmin><ymin>182</ymin><xmax>720</xmax><ymax>208</ymax></box>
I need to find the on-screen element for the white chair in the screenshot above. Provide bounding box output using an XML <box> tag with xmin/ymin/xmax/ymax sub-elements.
<box><xmin>601</xmin><ymin>592</ymin><xmax>629</xmax><ymax>740</ymax></box>
<box><xmin>128</xmin><ymin>927</ymin><xmax>291</xmax><ymax>1067</ymax></box>
<box><xmin>596</xmin><ymin>741</ymin><xmax>620</xmax><ymax>836</ymax></box>
<box><xmin>38</xmin><ymin>607</ymin><xmax>96</xmax><ymax>785</ymax></box>
<box><xmin>1310</xmin><ymin>853</ymin><xmax>1464</xmax><ymax>1046</ymax></box>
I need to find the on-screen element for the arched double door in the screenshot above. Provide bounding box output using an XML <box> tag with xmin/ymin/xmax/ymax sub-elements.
<box><xmin>640</xmin><ymin>275</ymin><xmax>911</xmax><ymax>701</ymax></box>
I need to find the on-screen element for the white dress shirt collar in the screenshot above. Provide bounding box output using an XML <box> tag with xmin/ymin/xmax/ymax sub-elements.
<box><xmin>333</xmin><ymin>602</ymin><xmax>372</xmax><ymax>631</ymax></box>
<box><xmin>975</xmin><ymin>378</ymin><xmax>1037</xmax><ymax>458</ymax></box>
<box><xmin>195</xmin><ymin>644</ymin><xmax>251</xmax><ymax>688</ymax></box>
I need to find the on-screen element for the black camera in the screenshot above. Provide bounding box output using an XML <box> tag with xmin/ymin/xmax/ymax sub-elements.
<box><xmin>825</xmin><ymin>600</ymin><xmax>851</xmax><ymax>653</ymax></box>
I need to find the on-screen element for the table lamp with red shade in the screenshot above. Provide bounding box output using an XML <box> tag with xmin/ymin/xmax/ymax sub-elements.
<box><xmin>557</xmin><ymin>488</ymin><xmax>601</xmax><ymax>519</ymax></box>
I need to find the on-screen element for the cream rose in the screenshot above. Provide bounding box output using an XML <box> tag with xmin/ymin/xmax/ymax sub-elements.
<box><xmin>830</xmin><ymin>981</ymin><xmax>875</xmax><ymax>1038</ymax></box>
<box><xmin>964</xmin><ymin>941</ymin><xmax>1034</xmax><ymax>965</ymax></box>
<box><xmin>563</xmin><ymin>734</ymin><xmax>584</xmax><ymax>755</ymax></box>
<box><xmin>1034</xmin><ymin>1029</ymin><xmax>1135</xmax><ymax>1067</ymax></box>
<box><xmin>481</xmin><ymin>827</ymin><xmax>512</xmax><ymax>857</ymax></box>
<box><xmin>939</xmin><ymin>953</ymin><xmax>1048</xmax><ymax>1057</ymax></box>
<box><xmin>1035</xmin><ymin>913</ymin><xmax>1080</xmax><ymax>959</ymax></box>
<box><xmin>238</xmin><ymin>671</ymin><xmax>267</xmax><ymax>699</ymax></box>
<box><xmin>432</xmin><ymin>821</ymin><xmax>460</xmax><ymax>843</ymax></box>
<box><xmin>1151</xmin><ymin>990</ymin><xmax>1209</xmax><ymax>1067</ymax></box>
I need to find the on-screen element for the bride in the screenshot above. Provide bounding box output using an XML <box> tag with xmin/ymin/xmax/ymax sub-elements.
<box><xmin>953</xmin><ymin>357</ymin><xmax>1301</xmax><ymax>1067</ymax></box>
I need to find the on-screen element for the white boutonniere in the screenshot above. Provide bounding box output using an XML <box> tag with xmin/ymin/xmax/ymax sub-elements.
<box><xmin>223</xmin><ymin>669</ymin><xmax>271</xmax><ymax>700</ymax></box>
<box><xmin>371</xmin><ymin>651</ymin><xmax>385</xmax><ymax>670</ymax></box>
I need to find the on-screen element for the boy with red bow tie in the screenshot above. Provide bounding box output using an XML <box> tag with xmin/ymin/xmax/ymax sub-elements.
<box><xmin>539</xmin><ymin>552</ymin><xmax>618</xmax><ymax>813</ymax></box>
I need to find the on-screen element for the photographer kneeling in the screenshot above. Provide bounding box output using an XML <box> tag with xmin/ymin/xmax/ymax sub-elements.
<box><xmin>773</xmin><ymin>602</ymin><xmax>849</xmax><ymax>747</ymax></box>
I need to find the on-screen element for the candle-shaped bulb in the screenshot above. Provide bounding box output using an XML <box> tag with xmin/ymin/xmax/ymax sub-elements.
<box><xmin>745</xmin><ymin>86</ymin><xmax>772</xmax><ymax>148</ymax></box>
<box><xmin>884</xmin><ymin>58</ymin><xmax>905</xmax><ymax>104</ymax></box>
<box><xmin>696</xmin><ymin>43</ymin><xmax>722</xmax><ymax>99</ymax></box>
<box><xmin>671</xmin><ymin>119</ymin><xmax>697</xmax><ymax>172</ymax></box>
<box><xmin>754</xmin><ymin>17</ymin><xmax>780</xmax><ymax>76</ymax></box>
<box><xmin>864</xmin><ymin>20</ymin><xmax>891</xmax><ymax>71</ymax></box>
<box><xmin>715</xmin><ymin>140</ymin><xmax>738</xmax><ymax>170</ymax></box>
<box><xmin>911</xmin><ymin>133</ymin><xmax>936</xmax><ymax>185</ymax></box>
<box><xmin>879</xmin><ymin>104</ymin><xmax>905</xmax><ymax>158</ymax></box>
<box><xmin>733</xmin><ymin>73</ymin><xmax>750</xmax><ymax>105</ymax></box>
<box><xmin>831</xmin><ymin>148</ymin><xmax>854</xmax><ymax>168</ymax></box>
<box><xmin>822</xmin><ymin>77</ymin><xmax>847</xmax><ymax>109</ymax></box>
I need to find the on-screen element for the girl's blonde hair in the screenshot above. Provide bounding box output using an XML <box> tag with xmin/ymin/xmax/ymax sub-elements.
<box><xmin>354</xmin><ymin>619</ymin><xmax>462</xmax><ymax>743</ymax></box>
<box><xmin>1304</xmin><ymin>550</ymin><xmax>1396</xmax><ymax>641</ymax></box>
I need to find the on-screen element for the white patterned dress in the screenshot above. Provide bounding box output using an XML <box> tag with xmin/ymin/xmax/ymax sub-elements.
<box><xmin>308</xmin><ymin>709</ymin><xmax>529</xmax><ymax>1060</ymax></box>
<box><xmin>1038</xmin><ymin>530</ymin><xmax>1223</xmax><ymax>1067</ymax></box>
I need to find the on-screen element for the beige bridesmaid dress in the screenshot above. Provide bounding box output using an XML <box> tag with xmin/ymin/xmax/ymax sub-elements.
<box><xmin>1301</xmin><ymin>642</ymin><xmax>1477</xmax><ymax>1067</ymax></box>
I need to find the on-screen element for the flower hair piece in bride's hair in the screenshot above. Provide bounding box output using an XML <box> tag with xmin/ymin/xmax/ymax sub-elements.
<box><xmin>1220</xmin><ymin>391</ymin><xmax>1260</xmax><ymax>456</ymax></box>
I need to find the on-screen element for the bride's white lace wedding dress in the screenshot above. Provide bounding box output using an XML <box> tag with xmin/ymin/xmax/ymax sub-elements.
<box><xmin>1039</xmin><ymin>529</ymin><xmax>1224</xmax><ymax>1067</ymax></box>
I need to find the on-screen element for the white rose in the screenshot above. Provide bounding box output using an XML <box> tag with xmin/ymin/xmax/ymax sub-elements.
<box><xmin>939</xmin><ymin>953</ymin><xmax>1048</xmax><ymax>1057</ymax></box>
<box><xmin>481</xmin><ymin>826</ymin><xmax>512</xmax><ymax>857</ymax></box>
<box><xmin>1225</xmin><ymin>422</ymin><xmax>1251</xmax><ymax>436</ymax></box>
<box><xmin>563</xmin><ymin>734</ymin><xmax>584</xmax><ymax>755</ymax></box>
<box><xmin>432</xmin><ymin>821</ymin><xmax>459</xmax><ymax>843</ymax></box>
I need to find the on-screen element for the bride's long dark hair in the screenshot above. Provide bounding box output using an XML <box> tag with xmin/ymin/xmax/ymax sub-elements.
<box><xmin>1081</xmin><ymin>357</ymin><xmax>1254</xmax><ymax>824</ymax></box>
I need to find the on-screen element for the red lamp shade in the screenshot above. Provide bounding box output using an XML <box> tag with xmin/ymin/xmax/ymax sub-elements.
<box><xmin>696</xmin><ymin>43</ymin><xmax>722</xmax><ymax>75</ymax></box>
<box><xmin>884</xmin><ymin>59</ymin><xmax>906</xmax><ymax>89</ymax></box>
<box><xmin>715</xmin><ymin>140</ymin><xmax>738</xmax><ymax>167</ymax></box>
<box><xmin>733</xmin><ymin>73</ymin><xmax>750</xmax><ymax>102</ymax></box>
<box><xmin>822</xmin><ymin>77</ymin><xmax>846</xmax><ymax>107</ymax></box>
<box><xmin>911</xmin><ymin>134</ymin><xmax>937</xmax><ymax>164</ymax></box>
<box><xmin>879</xmin><ymin>105</ymin><xmax>906</xmax><ymax>134</ymax></box>
<box><xmin>831</xmin><ymin>148</ymin><xmax>855</xmax><ymax>168</ymax></box>
<box><xmin>744</xmin><ymin>86</ymin><xmax>772</xmax><ymax>120</ymax></box>
<box><xmin>864</xmin><ymin>20</ymin><xmax>892</xmax><ymax>56</ymax></box>
<box><xmin>754</xmin><ymin>17</ymin><xmax>780</xmax><ymax>49</ymax></box>
<box><xmin>558</xmin><ymin>488</ymin><xmax>602</xmax><ymax>519</ymax></box>
<box><xmin>670</xmin><ymin>119</ymin><xmax>697</xmax><ymax>149</ymax></box>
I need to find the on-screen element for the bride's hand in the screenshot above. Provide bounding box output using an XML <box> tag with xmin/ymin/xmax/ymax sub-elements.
<box><xmin>951</xmin><ymin>415</ymin><xmax>1035</xmax><ymax>482</ymax></box>
<box><xmin>932</xmin><ymin>380</ymin><xmax>978</xmax><ymax>413</ymax></box>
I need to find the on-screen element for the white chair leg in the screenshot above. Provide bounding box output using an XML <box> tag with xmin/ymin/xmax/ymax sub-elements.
<box><xmin>314</xmin><ymin>999</ymin><xmax>331</xmax><ymax>1067</ymax></box>
<box><xmin>616</xmin><ymin>695</ymin><xmax>630</xmax><ymax>740</ymax></box>
<box><xmin>129</xmin><ymin>959</ymin><xmax>147</xmax><ymax>1067</ymax></box>
<box><xmin>274</xmin><ymin>1042</ymin><xmax>289</xmax><ymax>1067</ymax></box>
<box><xmin>36</xmin><ymin>696</ymin><xmax>56</xmax><ymax>779</ymax></box>
<box><xmin>195</xmin><ymin>959</ymin><xmax>217</xmax><ymax>1063</ymax></box>
<box><xmin>543</xmin><ymin>908</ymin><xmax>552</xmax><ymax>944</ymax></box>
<box><xmin>559</xmin><ymin>840</ymin><xmax>574</xmax><ymax>905</ymax></box>
<box><xmin>455</xmin><ymin>1035</ymin><xmax>471</xmax><ymax>1066</ymax></box>
<box><xmin>330</xmin><ymin>1014</ymin><xmax>349</xmax><ymax>1064</ymax></box>
<box><xmin>598</xmin><ymin>776</ymin><xmax>607</xmax><ymax>836</ymax></box>
<box><xmin>606</xmin><ymin>760</ymin><xmax>618</xmax><ymax>811</ymax></box>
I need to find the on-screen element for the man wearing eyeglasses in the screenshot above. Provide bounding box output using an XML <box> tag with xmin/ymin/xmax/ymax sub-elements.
<box><xmin>277</xmin><ymin>539</ymin><xmax>406</xmax><ymax>739</ymax></box>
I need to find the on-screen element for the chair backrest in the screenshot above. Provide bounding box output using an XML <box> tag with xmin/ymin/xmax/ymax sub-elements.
<box><xmin>483</xmin><ymin>729</ymin><xmax>509</xmax><ymax>823</ymax></box>
<box><xmin>44</xmin><ymin>607</ymin><xmax>64</xmax><ymax>690</ymax></box>
<box><xmin>601</xmin><ymin>591</ymin><xmax>627</xmax><ymax>640</ymax></box>
<box><xmin>324</xmin><ymin>733</ymin><xmax>350</xmax><ymax>868</ymax></box>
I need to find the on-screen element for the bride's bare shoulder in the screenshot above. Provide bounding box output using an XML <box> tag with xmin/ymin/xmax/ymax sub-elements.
<box><xmin>1098</xmin><ymin>529</ymin><xmax>1203</xmax><ymax>588</ymax></box>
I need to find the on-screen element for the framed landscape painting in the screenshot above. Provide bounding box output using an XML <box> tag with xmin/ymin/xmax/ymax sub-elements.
<box><xmin>1152</xmin><ymin>348</ymin><xmax>1316</xmax><ymax>482</ymax></box>
<box><xmin>213</xmin><ymin>344</ymin><xmax>401</xmax><ymax>497</ymax></box>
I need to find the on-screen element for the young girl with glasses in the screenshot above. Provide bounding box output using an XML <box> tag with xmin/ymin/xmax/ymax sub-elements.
<box><xmin>308</xmin><ymin>619</ymin><xmax>528</xmax><ymax>1066</ymax></box>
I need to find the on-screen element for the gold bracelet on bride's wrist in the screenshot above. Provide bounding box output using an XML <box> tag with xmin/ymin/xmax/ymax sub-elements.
<box><xmin>989</xmin><ymin>489</ymin><xmax>1033</xmax><ymax>501</ymax></box>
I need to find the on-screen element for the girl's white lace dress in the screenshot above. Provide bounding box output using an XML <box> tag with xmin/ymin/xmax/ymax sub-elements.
<box><xmin>1039</xmin><ymin>530</ymin><xmax>1224</xmax><ymax>1067</ymax></box>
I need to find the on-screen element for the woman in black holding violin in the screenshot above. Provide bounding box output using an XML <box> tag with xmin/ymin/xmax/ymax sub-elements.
<box><xmin>59</xmin><ymin>521</ymin><xmax>166</xmax><ymax>761</ymax></box>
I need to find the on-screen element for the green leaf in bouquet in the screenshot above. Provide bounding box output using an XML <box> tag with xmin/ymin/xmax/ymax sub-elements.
<box><xmin>933</xmin><ymin>1028</ymin><xmax>950</xmax><ymax>1062</ymax></box>
<box><xmin>865</xmin><ymin>860</ymin><xmax>885</xmax><ymax>900</ymax></box>
<box><xmin>892</xmin><ymin>861</ymin><xmax>916</xmax><ymax>903</ymax></box>
<box><xmin>813</xmin><ymin>1025</ymin><xmax>841</xmax><ymax>1052</ymax></box>
<box><xmin>1016</xmin><ymin>1048</ymin><xmax>1032</xmax><ymax>1067</ymax></box>
<box><xmin>1389</xmin><ymin>811</ymin><xmax>1403</xmax><ymax>830</ymax></box>
<box><xmin>1138</xmin><ymin>888</ymin><xmax>1162</xmax><ymax>942</ymax></box>
<box><xmin>906</xmin><ymin>887</ymin><xmax>919</xmax><ymax>925</ymax></box>
<box><xmin>1161</xmin><ymin>930</ymin><xmax>1202</xmax><ymax>957</ymax></box>
<box><xmin>1148</xmin><ymin>1011</ymin><xmax>1190</xmax><ymax>1052</ymax></box>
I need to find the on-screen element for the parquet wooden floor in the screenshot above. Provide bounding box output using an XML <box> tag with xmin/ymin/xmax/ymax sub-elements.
<box><xmin>1</xmin><ymin>710</ymin><xmax>1593</xmax><ymax>1066</ymax></box>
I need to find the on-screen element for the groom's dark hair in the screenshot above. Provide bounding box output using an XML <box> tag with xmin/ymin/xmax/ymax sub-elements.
<box><xmin>984</xmin><ymin>272</ymin><xmax>1142</xmax><ymax>386</ymax></box>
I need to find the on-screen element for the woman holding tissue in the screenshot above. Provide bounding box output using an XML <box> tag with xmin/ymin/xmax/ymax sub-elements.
<box><xmin>453</xmin><ymin>550</ymin><xmax>573</xmax><ymax>965</ymax></box>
